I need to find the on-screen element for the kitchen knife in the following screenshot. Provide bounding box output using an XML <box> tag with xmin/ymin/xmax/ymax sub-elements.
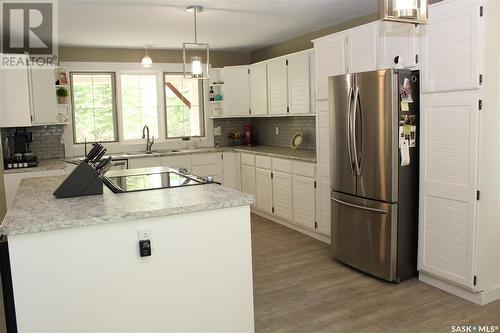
<box><xmin>95</xmin><ymin>156</ymin><xmax>112</xmax><ymax>171</ymax></box>
<box><xmin>98</xmin><ymin>161</ymin><xmax>113</xmax><ymax>176</ymax></box>
<box><xmin>91</xmin><ymin>148</ymin><xmax>107</xmax><ymax>165</ymax></box>
<box><xmin>84</xmin><ymin>143</ymin><xmax>101</xmax><ymax>162</ymax></box>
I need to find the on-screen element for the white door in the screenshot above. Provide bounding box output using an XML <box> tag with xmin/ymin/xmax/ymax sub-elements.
<box><xmin>287</xmin><ymin>52</ymin><xmax>311</xmax><ymax>114</ymax></box>
<box><xmin>255</xmin><ymin>168</ymin><xmax>273</xmax><ymax>214</ymax></box>
<box><xmin>418</xmin><ymin>91</ymin><xmax>480</xmax><ymax>288</ymax></box>
<box><xmin>249</xmin><ymin>62</ymin><xmax>268</xmax><ymax>116</ymax></box>
<box><xmin>272</xmin><ymin>171</ymin><xmax>292</xmax><ymax>221</ymax></box>
<box><xmin>0</xmin><ymin>54</ymin><xmax>32</xmax><ymax>127</ymax></box>
<box><xmin>241</xmin><ymin>165</ymin><xmax>256</xmax><ymax>206</ymax></box>
<box><xmin>223</xmin><ymin>66</ymin><xmax>250</xmax><ymax>117</ymax></box>
<box><xmin>420</xmin><ymin>1</ymin><xmax>483</xmax><ymax>93</ymax></box>
<box><xmin>128</xmin><ymin>157</ymin><xmax>161</xmax><ymax>169</ymax></box>
<box><xmin>346</xmin><ymin>22</ymin><xmax>378</xmax><ymax>74</ymax></box>
<box><xmin>31</xmin><ymin>67</ymin><xmax>58</xmax><ymax>124</ymax></box>
<box><xmin>222</xmin><ymin>152</ymin><xmax>240</xmax><ymax>190</ymax></box>
<box><xmin>292</xmin><ymin>175</ymin><xmax>316</xmax><ymax>230</ymax></box>
<box><xmin>314</xmin><ymin>33</ymin><xmax>346</xmax><ymax>100</ymax></box>
<box><xmin>378</xmin><ymin>21</ymin><xmax>417</xmax><ymax>69</ymax></box>
<box><xmin>267</xmin><ymin>59</ymin><xmax>288</xmax><ymax>115</ymax></box>
<box><xmin>315</xmin><ymin>100</ymin><xmax>331</xmax><ymax>237</ymax></box>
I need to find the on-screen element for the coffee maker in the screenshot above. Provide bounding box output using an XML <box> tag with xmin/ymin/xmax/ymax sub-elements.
<box><xmin>3</xmin><ymin>130</ymin><xmax>38</xmax><ymax>169</ymax></box>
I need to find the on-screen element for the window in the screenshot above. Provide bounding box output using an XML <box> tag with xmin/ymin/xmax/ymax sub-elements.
<box><xmin>71</xmin><ymin>73</ymin><xmax>117</xmax><ymax>143</ymax></box>
<box><xmin>164</xmin><ymin>74</ymin><xmax>204</xmax><ymax>138</ymax></box>
<box><xmin>120</xmin><ymin>74</ymin><xmax>158</xmax><ymax>140</ymax></box>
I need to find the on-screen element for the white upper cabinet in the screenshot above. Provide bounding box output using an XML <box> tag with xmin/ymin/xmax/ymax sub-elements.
<box><xmin>0</xmin><ymin>55</ymin><xmax>32</xmax><ymax>127</ymax></box>
<box><xmin>420</xmin><ymin>1</ymin><xmax>483</xmax><ymax>93</ymax></box>
<box><xmin>249</xmin><ymin>62</ymin><xmax>268</xmax><ymax>116</ymax></box>
<box><xmin>267</xmin><ymin>59</ymin><xmax>288</xmax><ymax>115</ymax></box>
<box><xmin>378</xmin><ymin>21</ymin><xmax>418</xmax><ymax>69</ymax></box>
<box><xmin>314</xmin><ymin>32</ymin><xmax>347</xmax><ymax>100</ymax></box>
<box><xmin>287</xmin><ymin>52</ymin><xmax>311</xmax><ymax>115</ymax></box>
<box><xmin>222</xmin><ymin>66</ymin><xmax>250</xmax><ymax>117</ymax></box>
<box><xmin>346</xmin><ymin>22</ymin><xmax>378</xmax><ymax>74</ymax></box>
<box><xmin>31</xmin><ymin>67</ymin><xmax>58</xmax><ymax>124</ymax></box>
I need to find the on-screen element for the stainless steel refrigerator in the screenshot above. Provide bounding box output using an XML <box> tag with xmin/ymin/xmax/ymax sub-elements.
<box><xmin>329</xmin><ymin>68</ymin><xmax>419</xmax><ymax>282</ymax></box>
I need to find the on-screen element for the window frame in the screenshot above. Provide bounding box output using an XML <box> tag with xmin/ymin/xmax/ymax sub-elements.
<box><xmin>70</xmin><ymin>71</ymin><xmax>119</xmax><ymax>144</ymax></box>
<box><xmin>163</xmin><ymin>72</ymin><xmax>206</xmax><ymax>139</ymax></box>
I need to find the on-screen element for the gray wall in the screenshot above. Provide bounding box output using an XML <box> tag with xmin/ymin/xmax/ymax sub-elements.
<box><xmin>213</xmin><ymin>116</ymin><xmax>315</xmax><ymax>150</ymax></box>
<box><xmin>1</xmin><ymin>125</ymin><xmax>65</xmax><ymax>160</ymax></box>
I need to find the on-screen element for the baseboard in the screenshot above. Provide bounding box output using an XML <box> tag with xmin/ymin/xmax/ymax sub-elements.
<box><xmin>419</xmin><ymin>272</ymin><xmax>500</xmax><ymax>305</ymax></box>
<box><xmin>251</xmin><ymin>208</ymin><xmax>330</xmax><ymax>244</ymax></box>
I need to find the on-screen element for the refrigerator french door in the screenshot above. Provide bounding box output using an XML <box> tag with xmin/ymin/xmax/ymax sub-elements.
<box><xmin>329</xmin><ymin>69</ymin><xmax>419</xmax><ymax>282</ymax></box>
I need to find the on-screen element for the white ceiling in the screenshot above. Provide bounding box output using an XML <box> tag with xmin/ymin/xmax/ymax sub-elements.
<box><xmin>58</xmin><ymin>0</ymin><xmax>378</xmax><ymax>52</ymax></box>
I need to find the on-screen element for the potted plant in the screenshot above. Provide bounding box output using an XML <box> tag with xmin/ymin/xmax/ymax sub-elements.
<box><xmin>56</xmin><ymin>87</ymin><xmax>68</xmax><ymax>104</ymax></box>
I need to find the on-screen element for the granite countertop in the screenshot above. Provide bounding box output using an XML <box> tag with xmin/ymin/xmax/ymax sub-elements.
<box><xmin>1</xmin><ymin>167</ymin><xmax>254</xmax><ymax>236</ymax></box>
<box><xmin>67</xmin><ymin>145</ymin><xmax>317</xmax><ymax>164</ymax></box>
<box><xmin>3</xmin><ymin>158</ymin><xmax>68</xmax><ymax>174</ymax></box>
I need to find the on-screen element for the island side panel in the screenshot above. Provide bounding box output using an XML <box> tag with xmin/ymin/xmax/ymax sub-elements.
<box><xmin>8</xmin><ymin>205</ymin><xmax>254</xmax><ymax>332</ymax></box>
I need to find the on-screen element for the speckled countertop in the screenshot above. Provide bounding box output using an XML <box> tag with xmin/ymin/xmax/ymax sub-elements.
<box><xmin>0</xmin><ymin>167</ymin><xmax>254</xmax><ymax>236</ymax></box>
<box><xmin>3</xmin><ymin>158</ymin><xmax>68</xmax><ymax>174</ymax></box>
<box><xmin>67</xmin><ymin>145</ymin><xmax>317</xmax><ymax>164</ymax></box>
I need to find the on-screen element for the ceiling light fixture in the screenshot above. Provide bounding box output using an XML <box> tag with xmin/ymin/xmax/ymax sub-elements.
<box><xmin>183</xmin><ymin>6</ymin><xmax>209</xmax><ymax>79</ymax></box>
<box><xmin>141</xmin><ymin>47</ymin><xmax>153</xmax><ymax>68</ymax></box>
<box><xmin>380</xmin><ymin>0</ymin><xmax>428</xmax><ymax>24</ymax></box>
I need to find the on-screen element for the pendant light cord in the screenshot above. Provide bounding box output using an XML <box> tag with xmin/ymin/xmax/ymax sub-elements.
<box><xmin>193</xmin><ymin>8</ymin><xmax>197</xmax><ymax>43</ymax></box>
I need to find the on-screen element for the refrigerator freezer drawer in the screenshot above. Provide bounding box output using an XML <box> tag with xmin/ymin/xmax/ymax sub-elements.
<box><xmin>331</xmin><ymin>192</ymin><xmax>398</xmax><ymax>281</ymax></box>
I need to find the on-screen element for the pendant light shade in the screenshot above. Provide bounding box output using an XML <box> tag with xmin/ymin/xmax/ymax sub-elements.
<box><xmin>380</xmin><ymin>0</ymin><xmax>428</xmax><ymax>24</ymax></box>
<box><xmin>141</xmin><ymin>48</ymin><xmax>153</xmax><ymax>68</ymax></box>
<box><xmin>183</xmin><ymin>6</ymin><xmax>209</xmax><ymax>79</ymax></box>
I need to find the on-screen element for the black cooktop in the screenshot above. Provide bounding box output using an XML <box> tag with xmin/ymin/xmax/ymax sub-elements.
<box><xmin>103</xmin><ymin>171</ymin><xmax>205</xmax><ymax>193</ymax></box>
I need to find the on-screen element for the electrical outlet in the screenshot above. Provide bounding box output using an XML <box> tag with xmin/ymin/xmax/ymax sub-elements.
<box><xmin>275</xmin><ymin>127</ymin><xmax>279</xmax><ymax>135</ymax></box>
<box><xmin>137</xmin><ymin>228</ymin><xmax>152</xmax><ymax>241</ymax></box>
<box><xmin>214</xmin><ymin>126</ymin><xmax>222</xmax><ymax>136</ymax></box>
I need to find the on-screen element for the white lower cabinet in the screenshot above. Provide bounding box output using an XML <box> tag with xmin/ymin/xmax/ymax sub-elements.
<box><xmin>272</xmin><ymin>171</ymin><xmax>293</xmax><ymax>221</ymax></box>
<box><xmin>128</xmin><ymin>157</ymin><xmax>162</xmax><ymax>169</ymax></box>
<box><xmin>191</xmin><ymin>153</ymin><xmax>223</xmax><ymax>183</ymax></box>
<box><xmin>241</xmin><ymin>165</ymin><xmax>256</xmax><ymax>206</ymax></box>
<box><xmin>160</xmin><ymin>155</ymin><xmax>191</xmax><ymax>172</ymax></box>
<box><xmin>292</xmin><ymin>175</ymin><xmax>315</xmax><ymax>230</ymax></box>
<box><xmin>255</xmin><ymin>168</ymin><xmax>273</xmax><ymax>214</ymax></box>
<box><xmin>221</xmin><ymin>152</ymin><xmax>240</xmax><ymax>190</ymax></box>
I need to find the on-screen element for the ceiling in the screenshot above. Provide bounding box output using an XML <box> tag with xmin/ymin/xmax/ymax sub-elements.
<box><xmin>58</xmin><ymin>0</ymin><xmax>379</xmax><ymax>52</ymax></box>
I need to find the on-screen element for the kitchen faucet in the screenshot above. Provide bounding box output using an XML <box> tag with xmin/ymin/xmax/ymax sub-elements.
<box><xmin>142</xmin><ymin>125</ymin><xmax>154</xmax><ymax>153</ymax></box>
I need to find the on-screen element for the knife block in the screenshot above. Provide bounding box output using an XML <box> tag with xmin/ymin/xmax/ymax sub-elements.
<box><xmin>53</xmin><ymin>162</ymin><xmax>103</xmax><ymax>198</ymax></box>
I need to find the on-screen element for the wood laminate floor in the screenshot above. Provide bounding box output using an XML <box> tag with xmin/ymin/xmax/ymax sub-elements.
<box><xmin>251</xmin><ymin>214</ymin><xmax>500</xmax><ymax>333</ymax></box>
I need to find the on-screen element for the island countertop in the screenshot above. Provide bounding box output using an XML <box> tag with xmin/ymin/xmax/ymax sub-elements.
<box><xmin>0</xmin><ymin>167</ymin><xmax>254</xmax><ymax>236</ymax></box>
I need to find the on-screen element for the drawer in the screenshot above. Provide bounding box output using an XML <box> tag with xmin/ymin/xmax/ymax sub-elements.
<box><xmin>191</xmin><ymin>153</ymin><xmax>219</xmax><ymax>166</ymax></box>
<box><xmin>293</xmin><ymin>161</ymin><xmax>315</xmax><ymax>178</ymax></box>
<box><xmin>241</xmin><ymin>153</ymin><xmax>255</xmax><ymax>166</ymax></box>
<box><xmin>255</xmin><ymin>155</ymin><xmax>271</xmax><ymax>169</ymax></box>
<box><xmin>272</xmin><ymin>158</ymin><xmax>292</xmax><ymax>173</ymax></box>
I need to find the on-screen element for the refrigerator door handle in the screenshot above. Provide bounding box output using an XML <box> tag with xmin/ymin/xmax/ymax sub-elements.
<box><xmin>331</xmin><ymin>196</ymin><xmax>388</xmax><ymax>214</ymax></box>
<box><xmin>346</xmin><ymin>86</ymin><xmax>355</xmax><ymax>175</ymax></box>
<box><xmin>351</xmin><ymin>86</ymin><xmax>361</xmax><ymax>176</ymax></box>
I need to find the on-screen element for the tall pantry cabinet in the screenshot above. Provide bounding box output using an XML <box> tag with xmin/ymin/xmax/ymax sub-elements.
<box><xmin>418</xmin><ymin>0</ymin><xmax>500</xmax><ymax>305</ymax></box>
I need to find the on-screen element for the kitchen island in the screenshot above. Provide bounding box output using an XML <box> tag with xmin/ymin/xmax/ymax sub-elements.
<box><xmin>0</xmin><ymin>167</ymin><xmax>255</xmax><ymax>332</ymax></box>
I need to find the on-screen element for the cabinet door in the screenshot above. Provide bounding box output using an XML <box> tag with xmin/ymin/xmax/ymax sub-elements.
<box><xmin>223</xmin><ymin>66</ymin><xmax>250</xmax><ymax>117</ymax></box>
<box><xmin>128</xmin><ymin>157</ymin><xmax>161</xmax><ymax>169</ymax></box>
<box><xmin>346</xmin><ymin>23</ymin><xmax>378</xmax><ymax>74</ymax></box>
<box><xmin>313</xmin><ymin>33</ymin><xmax>346</xmax><ymax>100</ymax></box>
<box><xmin>222</xmin><ymin>152</ymin><xmax>241</xmax><ymax>190</ymax></box>
<box><xmin>378</xmin><ymin>21</ymin><xmax>417</xmax><ymax>69</ymax></box>
<box><xmin>31</xmin><ymin>67</ymin><xmax>57</xmax><ymax>124</ymax></box>
<box><xmin>315</xmin><ymin>100</ymin><xmax>331</xmax><ymax>236</ymax></box>
<box><xmin>0</xmin><ymin>54</ymin><xmax>32</xmax><ymax>127</ymax></box>
<box><xmin>267</xmin><ymin>59</ymin><xmax>288</xmax><ymax>115</ymax></box>
<box><xmin>272</xmin><ymin>171</ymin><xmax>292</xmax><ymax>221</ymax></box>
<box><xmin>249</xmin><ymin>63</ymin><xmax>268</xmax><ymax>116</ymax></box>
<box><xmin>421</xmin><ymin>1</ymin><xmax>482</xmax><ymax>93</ymax></box>
<box><xmin>241</xmin><ymin>165</ymin><xmax>256</xmax><ymax>206</ymax></box>
<box><xmin>418</xmin><ymin>91</ymin><xmax>479</xmax><ymax>288</ymax></box>
<box><xmin>287</xmin><ymin>52</ymin><xmax>311</xmax><ymax>114</ymax></box>
<box><xmin>255</xmin><ymin>168</ymin><xmax>273</xmax><ymax>214</ymax></box>
<box><xmin>191</xmin><ymin>153</ymin><xmax>223</xmax><ymax>183</ymax></box>
<box><xmin>161</xmin><ymin>155</ymin><xmax>191</xmax><ymax>172</ymax></box>
<box><xmin>292</xmin><ymin>175</ymin><xmax>316</xmax><ymax>230</ymax></box>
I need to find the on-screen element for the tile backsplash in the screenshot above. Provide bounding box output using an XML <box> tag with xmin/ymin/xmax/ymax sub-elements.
<box><xmin>1</xmin><ymin>125</ymin><xmax>65</xmax><ymax>160</ymax></box>
<box><xmin>213</xmin><ymin>116</ymin><xmax>316</xmax><ymax>150</ymax></box>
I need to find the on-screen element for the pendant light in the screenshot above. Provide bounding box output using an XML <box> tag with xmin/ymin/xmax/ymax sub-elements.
<box><xmin>183</xmin><ymin>6</ymin><xmax>209</xmax><ymax>79</ymax></box>
<box><xmin>380</xmin><ymin>0</ymin><xmax>428</xmax><ymax>24</ymax></box>
<box><xmin>141</xmin><ymin>47</ymin><xmax>153</xmax><ymax>68</ymax></box>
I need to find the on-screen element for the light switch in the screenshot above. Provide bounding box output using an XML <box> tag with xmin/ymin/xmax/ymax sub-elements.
<box><xmin>275</xmin><ymin>127</ymin><xmax>279</xmax><ymax>135</ymax></box>
<box><xmin>214</xmin><ymin>126</ymin><xmax>222</xmax><ymax>136</ymax></box>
